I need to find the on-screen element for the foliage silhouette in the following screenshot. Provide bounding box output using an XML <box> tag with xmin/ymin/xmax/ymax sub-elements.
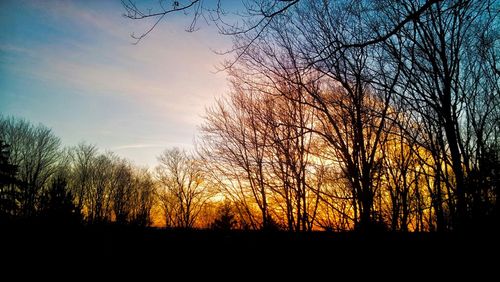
<box><xmin>0</xmin><ymin>140</ymin><xmax>20</xmax><ymax>222</ymax></box>
<box><xmin>38</xmin><ymin>176</ymin><xmax>82</xmax><ymax>226</ymax></box>
<box><xmin>211</xmin><ymin>201</ymin><xmax>238</xmax><ymax>231</ymax></box>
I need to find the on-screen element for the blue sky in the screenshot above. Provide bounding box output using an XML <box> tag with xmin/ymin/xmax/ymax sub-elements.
<box><xmin>0</xmin><ymin>0</ymin><xmax>232</xmax><ymax>167</ymax></box>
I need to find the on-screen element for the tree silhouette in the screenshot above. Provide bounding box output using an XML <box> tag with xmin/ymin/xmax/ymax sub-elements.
<box><xmin>211</xmin><ymin>200</ymin><xmax>238</xmax><ymax>231</ymax></box>
<box><xmin>0</xmin><ymin>0</ymin><xmax>497</xmax><ymax>233</ymax></box>
<box><xmin>0</xmin><ymin>116</ymin><xmax>61</xmax><ymax>217</ymax></box>
<box><xmin>39</xmin><ymin>176</ymin><xmax>81</xmax><ymax>226</ymax></box>
<box><xmin>0</xmin><ymin>140</ymin><xmax>19</xmax><ymax>221</ymax></box>
<box><xmin>196</xmin><ymin>0</ymin><xmax>499</xmax><ymax>232</ymax></box>
<box><xmin>157</xmin><ymin>148</ymin><xmax>210</xmax><ymax>228</ymax></box>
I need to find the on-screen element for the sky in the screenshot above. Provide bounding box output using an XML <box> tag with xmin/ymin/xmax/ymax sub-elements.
<box><xmin>0</xmin><ymin>0</ymin><xmax>232</xmax><ymax>168</ymax></box>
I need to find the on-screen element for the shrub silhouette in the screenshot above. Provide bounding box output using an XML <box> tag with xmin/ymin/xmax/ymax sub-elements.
<box><xmin>211</xmin><ymin>201</ymin><xmax>237</xmax><ymax>231</ymax></box>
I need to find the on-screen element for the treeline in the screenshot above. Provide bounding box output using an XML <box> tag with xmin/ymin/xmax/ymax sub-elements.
<box><xmin>0</xmin><ymin>117</ymin><xmax>236</xmax><ymax>229</ymax></box>
<box><xmin>2</xmin><ymin>0</ymin><xmax>499</xmax><ymax>232</ymax></box>
<box><xmin>0</xmin><ymin>117</ymin><xmax>148</xmax><ymax>225</ymax></box>
<box><xmin>195</xmin><ymin>0</ymin><xmax>499</xmax><ymax>232</ymax></box>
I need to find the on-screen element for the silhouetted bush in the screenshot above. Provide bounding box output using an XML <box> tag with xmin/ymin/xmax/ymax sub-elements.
<box><xmin>211</xmin><ymin>201</ymin><xmax>237</xmax><ymax>231</ymax></box>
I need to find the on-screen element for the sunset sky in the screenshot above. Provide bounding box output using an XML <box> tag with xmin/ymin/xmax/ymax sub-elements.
<box><xmin>0</xmin><ymin>0</ymin><xmax>231</xmax><ymax>167</ymax></box>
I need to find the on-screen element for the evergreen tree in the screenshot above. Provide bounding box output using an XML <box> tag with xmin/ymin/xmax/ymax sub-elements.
<box><xmin>0</xmin><ymin>140</ymin><xmax>19</xmax><ymax>221</ymax></box>
<box><xmin>211</xmin><ymin>201</ymin><xmax>237</xmax><ymax>231</ymax></box>
<box><xmin>39</xmin><ymin>176</ymin><xmax>81</xmax><ymax>226</ymax></box>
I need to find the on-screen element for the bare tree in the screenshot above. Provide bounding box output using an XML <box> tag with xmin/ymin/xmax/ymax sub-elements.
<box><xmin>119</xmin><ymin>0</ymin><xmax>499</xmax><ymax>231</ymax></box>
<box><xmin>129</xmin><ymin>168</ymin><xmax>156</xmax><ymax>226</ymax></box>
<box><xmin>0</xmin><ymin>116</ymin><xmax>61</xmax><ymax>217</ymax></box>
<box><xmin>112</xmin><ymin>159</ymin><xmax>133</xmax><ymax>224</ymax></box>
<box><xmin>252</xmin><ymin>82</ymin><xmax>320</xmax><ymax>231</ymax></box>
<box><xmin>383</xmin><ymin>0</ymin><xmax>499</xmax><ymax>229</ymax></box>
<box><xmin>156</xmin><ymin>148</ymin><xmax>209</xmax><ymax>228</ymax></box>
<box><xmin>69</xmin><ymin>143</ymin><xmax>98</xmax><ymax>213</ymax></box>
<box><xmin>381</xmin><ymin>116</ymin><xmax>421</xmax><ymax>232</ymax></box>
<box><xmin>226</xmin><ymin>1</ymin><xmax>401</xmax><ymax>230</ymax></box>
<box><xmin>84</xmin><ymin>152</ymin><xmax>117</xmax><ymax>223</ymax></box>
<box><xmin>199</xmin><ymin>85</ymin><xmax>276</xmax><ymax>229</ymax></box>
<box><xmin>122</xmin><ymin>0</ymin><xmax>443</xmax><ymax>59</ymax></box>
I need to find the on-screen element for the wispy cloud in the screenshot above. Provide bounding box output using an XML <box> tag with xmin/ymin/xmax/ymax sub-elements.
<box><xmin>1</xmin><ymin>0</ymin><xmax>231</xmax><ymax>167</ymax></box>
<box><xmin>112</xmin><ymin>143</ymin><xmax>165</xmax><ymax>150</ymax></box>
<box><xmin>22</xmin><ymin>1</ymin><xmax>227</xmax><ymax>125</ymax></box>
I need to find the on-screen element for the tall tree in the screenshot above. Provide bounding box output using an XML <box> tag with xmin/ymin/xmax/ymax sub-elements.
<box><xmin>384</xmin><ymin>0</ymin><xmax>499</xmax><ymax>229</ymax></box>
<box><xmin>112</xmin><ymin>159</ymin><xmax>133</xmax><ymax>224</ymax></box>
<box><xmin>70</xmin><ymin>143</ymin><xmax>98</xmax><ymax>213</ymax></box>
<box><xmin>0</xmin><ymin>116</ymin><xmax>61</xmax><ymax>217</ymax></box>
<box><xmin>129</xmin><ymin>168</ymin><xmax>156</xmax><ymax>227</ymax></box>
<box><xmin>157</xmin><ymin>148</ymin><xmax>209</xmax><ymax>228</ymax></box>
<box><xmin>199</xmin><ymin>86</ymin><xmax>275</xmax><ymax>230</ymax></box>
<box><xmin>119</xmin><ymin>0</ymin><xmax>500</xmax><ymax>231</ymax></box>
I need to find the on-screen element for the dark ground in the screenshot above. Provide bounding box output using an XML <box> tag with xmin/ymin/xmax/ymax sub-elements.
<box><xmin>1</xmin><ymin>223</ymin><xmax>498</xmax><ymax>278</ymax></box>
